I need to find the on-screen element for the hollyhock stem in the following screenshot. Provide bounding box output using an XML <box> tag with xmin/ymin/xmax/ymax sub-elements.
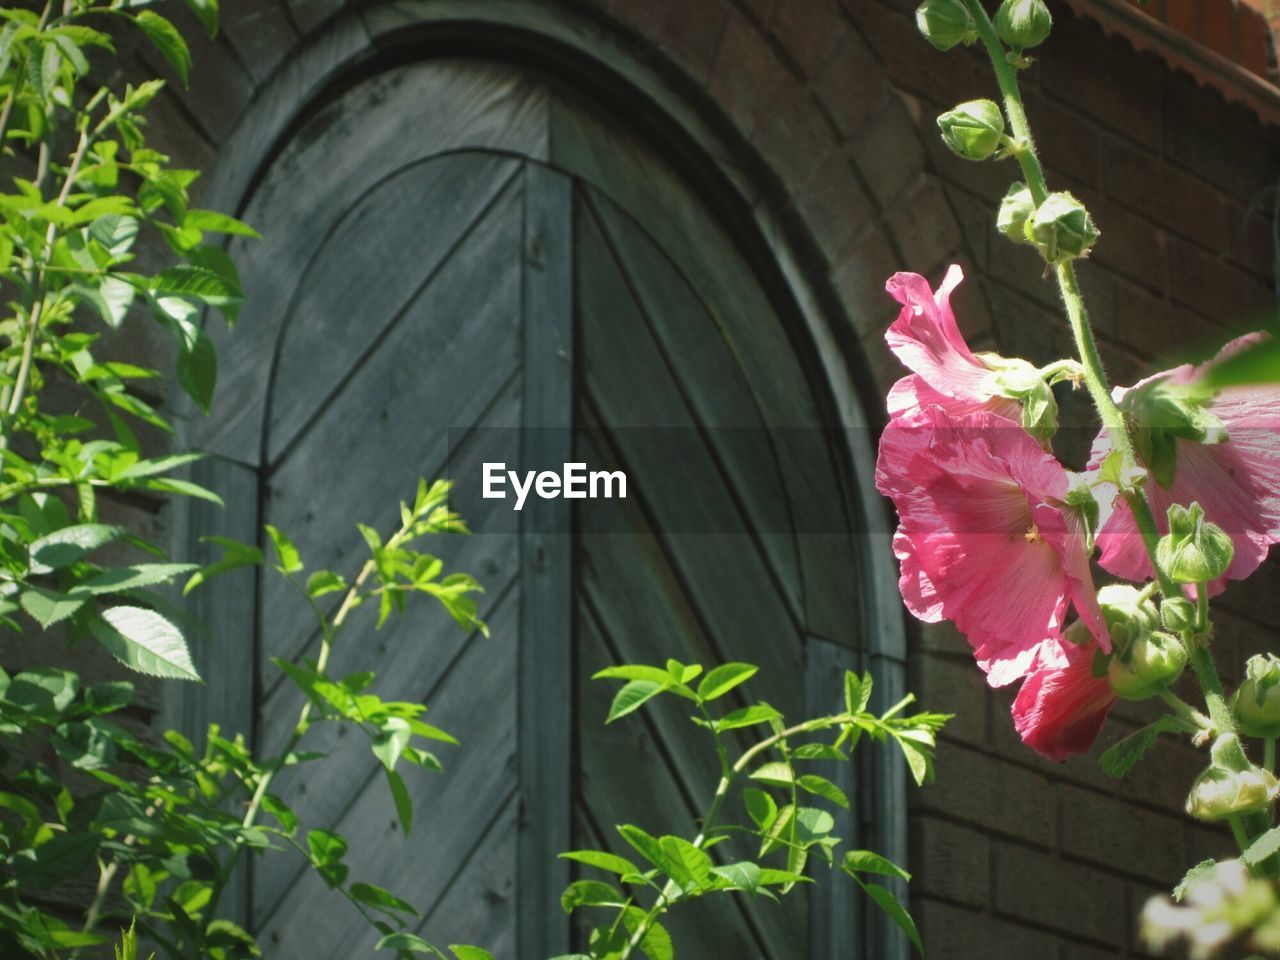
<box><xmin>960</xmin><ymin>0</ymin><xmax>1179</xmax><ymax>599</ymax></box>
<box><xmin>1267</xmin><ymin>737</ymin><xmax>1276</xmax><ymax>775</ymax></box>
<box><xmin>1187</xmin><ymin>640</ymin><xmax>1235</xmax><ymax>738</ymax></box>
<box><xmin>1156</xmin><ymin>689</ymin><xmax>1211</xmax><ymax>732</ymax></box>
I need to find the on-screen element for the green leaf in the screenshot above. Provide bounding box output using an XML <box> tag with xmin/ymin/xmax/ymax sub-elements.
<box><xmin>90</xmin><ymin>214</ymin><xmax>139</xmax><ymax>257</ymax></box>
<box><xmin>152</xmin><ymin>264</ymin><xmax>242</xmax><ymax>308</ymax></box>
<box><xmin>659</xmin><ymin>835</ymin><xmax>714</xmax><ymax>891</ymax></box>
<box><xmin>605</xmin><ymin>680</ymin><xmax>665</xmax><ymax>723</ymax></box>
<box><xmin>77</xmin><ymin>563</ymin><xmax>197</xmax><ymax>595</ymax></box>
<box><xmin>179</xmin><ymin>0</ymin><xmax>219</xmax><ymax>38</ymax></box>
<box><xmin>307</xmin><ymin>828</ymin><xmax>347</xmax><ymax>866</ymax></box>
<box><xmin>50</xmin><ymin>32</ymin><xmax>88</xmax><ymax>75</ymax></box>
<box><xmin>845</xmin><ymin>670</ymin><xmax>873</xmax><ymax>715</ymax></box>
<box><xmin>20</xmin><ymin>586</ymin><xmax>88</xmax><ymax>628</ymax></box>
<box><xmin>621</xmin><ymin>908</ymin><xmax>673</xmax><ymax>960</ymax></box>
<box><xmin>617</xmin><ymin>824</ymin><xmax>680</xmax><ymax>878</ymax></box>
<box><xmin>560</xmin><ymin>879</ymin><xmax>625</xmax><ymax>913</ymax></box>
<box><xmin>797</xmin><ymin>774</ymin><xmax>849</xmax><ymax>809</ymax></box>
<box><xmin>386</xmin><ymin>768</ymin><xmax>413</xmax><ymax>837</ymax></box>
<box><xmin>558</xmin><ymin>849</ymin><xmax>640</xmax><ymax>877</ymax></box>
<box><xmin>261</xmin><ymin>793</ymin><xmax>298</xmax><ymax>836</ymax></box>
<box><xmin>372</xmin><ymin>717</ymin><xmax>411</xmax><ymax>772</ymax></box>
<box><xmin>307</xmin><ymin>570</ymin><xmax>346</xmax><ymax>597</ymax></box>
<box><xmin>711</xmin><ymin>860</ymin><xmax>762</xmax><ymax>894</ymax></box>
<box><xmin>1245</xmin><ymin>827</ymin><xmax>1280</xmax><ymax>867</ymax></box>
<box><xmin>750</xmin><ymin>761</ymin><xmax>795</xmax><ymax>788</ymax></box>
<box><xmin>594</xmin><ymin>664</ymin><xmax>697</xmax><ymax>700</ymax></box>
<box><xmin>844</xmin><ymin>849</ymin><xmax>911</xmax><ymax>882</ymax></box>
<box><xmin>858</xmin><ymin>880</ymin><xmax>923</xmax><ymax>955</ymax></box>
<box><xmin>375</xmin><ymin>933</ymin><xmax>439</xmax><ymax>954</ymax></box>
<box><xmin>88</xmin><ymin>606</ymin><xmax>200</xmax><ymax>681</ymax></box>
<box><xmin>1098</xmin><ymin>716</ymin><xmax>1184</xmax><ymax>779</ymax></box>
<box><xmin>697</xmin><ymin>662</ymin><xmax>757</xmax><ymax>701</ymax></box>
<box><xmin>177</xmin><ymin>331</ymin><xmax>217</xmax><ymax>414</ymax></box>
<box><xmin>265</xmin><ymin>525</ymin><xmax>303</xmax><ymax>575</ymax></box>
<box><xmin>743</xmin><ymin>787</ymin><xmax>778</xmax><ymax>831</ymax></box>
<box><xmin>14</xmin><ymin>831</ymin><xmax>100</xmax><ymax>889</ymax></box>
<box><xmin>184</xmin><ymin>208</ymin><xmax>259</xmax><ymax>237</ymax></box>
<box><xmin>715</xmin><ymin>703</ymin><xmax>782</xmax><ymax>732</ymax></box>
<box><xmin>133</xmin><ymin>11</ymin><xmax>190</xmax><ymax>86</ymax></box>
<box><xmin>792</xmin><ymin>743</ymin><xmax>847</xmax><ymax>762</ymax></box>
<box><xmin>29</xmin><ymin>524</ymin><xmax>122</xmax><ymax>573</ymax></box>
<box><xmin>1173</xmin><ymin>859</ymin><xmax>1217</xmax><ymax>901</ymax></box>
<box><xmin>1204</xmin><ymin>332</ymin><xmax>1280</xmax><ymax>388</ymax></box>
<box><xmin>350</xmin><ymin>882</ymin><xmax>419</xmax><ymax>918</ymax></box>
<box><xmin>449</xmin><ymin>947</ymin><xmax>495</xmax><ymax>960</ymax></box>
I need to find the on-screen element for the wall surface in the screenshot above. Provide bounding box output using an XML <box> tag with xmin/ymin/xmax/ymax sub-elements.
<box><xmin>104</xmin><ymin>0</ymin><xmax>1280</xmax><ymax>955</ymax></box>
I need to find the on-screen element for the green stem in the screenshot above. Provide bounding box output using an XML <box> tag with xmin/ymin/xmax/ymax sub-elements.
<box><xmin>1187</xmin><ymin>641</ymin><xmax>1234</xmax><ymax>738</ymax></box>
<box><xmin>960</xmin><ymin>0</ymin><xmax>1179</xmax><ymax>599</ymax></box>
<box><xmin>617</xmin><ymin>713</ymin><xmax>848</xmax><ymax>959</ymax></box>
<box><xmin>1266</xmin><ymin>737</ymin><xmax>1276</xmax><ymax>775</ymax></box>
<box><xmin>1157</xmin><ymin>688</ymin><xmax>1211</xmax><ymax>732</ymax></box>
<box><xmin>1229</xmin><ymin>815</ymin><xmax>1254</xmax><ymax>858</ymax></box>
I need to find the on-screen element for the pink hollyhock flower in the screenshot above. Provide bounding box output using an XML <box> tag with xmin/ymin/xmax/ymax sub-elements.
<box><xmin>876</xmin><ymin>406</ymin><xmax>1108</xmax><ymax>687</ymax></box>
<box><xmin>884</xmin><ymin>265</ymin><xmax>1022</xmax><ymax>423</ymax></box>
<box><xmin>1092</xmin><ymin>335</ymin><xmax>1280</xmax><ymax>594</ymax></box>
<box><xmin>1012</xmin><ymin>631</ymin><xmax>1116</xmax><ymax>762</ymax></box>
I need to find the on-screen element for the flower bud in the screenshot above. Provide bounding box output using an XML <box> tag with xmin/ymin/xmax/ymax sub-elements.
<box><xmin>1025</xmin><ymin>191</ymin><xmax>1100</xmax><ymax>263</ymax></box>
<box><xmin>937</xmin><ymin>100</ymin><xmax>1006</xmax><ymax>161</ymax></box>
<box><xmin>1187</xmin><ymin>735</ymin><xmax>1279</xmax><ymax>820</ymax></box>
<box><xmin>997</xmin><ymin>182</ymin><xmax>1036</xmax><ymax>245</ymax></box>
<box><xmin>1096</xmin><ymin>583</ymin><xmax>1159</xmax><ymax>652</ymax></box>
<box><xmin>1160</xmin><ymin>596</ymin><xmax>1196</xmax><ymax>633</ymax></box>
<box><xmin>1233</xmin><ymin>653</ymin><xmax>1280</xmax><ymax>739</ymax></box>
<box><xmin>916</xmin><ymin>0</ymin><xmax>979</xmax><ymax>50</ymax></box>
<box><xmin>1107</xmin><ymin>631</ymin><xmax>1187</xmax><ymax>701</ymax></box>
<box><xmin>994</xmin><ymin>0</ymin><xmax>1053</xmax><ymax>48</ymax></box>
<box><xmin>1156</xmin><ymin>502</ymin><xmax>1234</xmax><ymax>585</ymax></box>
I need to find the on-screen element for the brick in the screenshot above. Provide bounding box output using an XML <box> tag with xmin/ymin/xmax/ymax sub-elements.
<box><xmin>812</xmin><ymin>29</ymin><xmax>884</xmax><ymax>139</ymax></box>
<box><xmin>1163</xmin><ymin>0</ymin><xmax>1201</xmax><ymax>40</ymax></box>
<box><xmin>994</xmin><ymin>842</ymin><xmax>1127</xmax><ymax>944</ymax></box>
<box><xmin>708</xmin><ymin>13</ymin><xmax>787</xmax><ymax>135</ymax></box>
<box><xmin>1169</xmin><ymin>239</ymin><xmax>1275</xmax><ymax>321</ymax></box>
<box><xmin>912</xmin><ymin>652</ymin><xmax>990</xmax><ymax>747</ymax></box>
<box><xmin>1239</xmin><ymin>1</ymin><xmax>1271</xmax><ymax>77</ymax></box>
<box><xmin>910</xmin><ymin>816</ymin><xmax>991</xmax><ymax>907</ymax></box>
<box><xmin>1089</xmin><ymin>200</ymin><xmax>1169</xmax><ymax>296</ymax></box>
<box><xmin>985</xmin><ymin>278</ymin><xmax>1064</xmax><ymax>367</ymax></box>
<box><xmin>841</xmin><ymin>0</ymin><xmax>978</xmax><ymax>105</ymax></box>
<box><xmin>768</xmin><ymin>0</ymin><xmax>845</xmax><ymax>76</ymax></box>
<box><xmin>1164</xmin><ymin>79</ymin><xmax>1278</xmax><ymax>203</ymax></box>
<box><xmin>858</xmin><ymin>324</ymin><xmax>901</xmax><ymax>398</ymax></box>
<box><xmin>833</xmin><ymin>226</ymin><xmax>903</xmax><ymax>336</ymax></box>
<box><xmin>1221</xmin><ymin>199</ymin><xmax>1276</xmax><ymax>281</ymax></box>
<box><xmin>913</xmin><ymin>899</ymin><xmax>1062</xmax><ymax>960</ymax></box>
<box><xmin>287</xmin><ymin>0</ymin><xmax>343</xmax><ymax>33</ymax></box>
<box><xmin>883</xmin><ymin>176</ymin><xmax>965</xmax><ymax>279</ymax></box>
<box><xmin>849</xmin><ymin>95</ymin><xmax>927</xmax><ymax>209</ymax></box>
<box><xmin>220</xmin><ymin>0</ymin><xmax>298</xmax><ymax>84</ymax></box>
<box><xmin>1026</xmin><ymin>94</ymin><xmax>1102</xmax><ymax>191</ymax></box>
<box><xmin>1108</xmin><ymin>276</ymin><xmax>1216</xmax><ymax>362</ymax></box>
<box><xmin>1059</xmin><ymin>785</ymin><xmax>1187</xmax><ymax>884</ymax></box>
<box><xmin>1040</xmin><ymin>11</ymin><xmax>1164</xmax><ymax>150</ymax></box>
<box><xmin>657</xmin><ymin>0</ymin><xmax>731</xmax><ymax>84</ymax></box>
<box><xmin>1103</xmin><ymin>139</ymin><xmax>1222</xmax><ymax>246</ymax></box>
<box><xmin>751</xmin><ymin>87</ymin><xmax>836</xmax><ymax>186</ymax></box>
<box><xmin>1202</xmin><ymin>0</ymin><xmax>1236</xmax><ymax>61</ymax></box>
<box><xmin>945</xmin><ymin>186</ymin><xmax>992</xmax><ymax>274</ymax></box>
<box><xmin>794</xmin><ymin>150</ymin><xmax>875</xmax><ymax>262</ymax></box>
<box><xmin>915</xmin><ymin>743</ymin><xmax>1057</xmax><ymax>847</ymax></box>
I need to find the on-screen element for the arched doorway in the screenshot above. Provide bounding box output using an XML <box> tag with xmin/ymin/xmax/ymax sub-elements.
<box><xmin>174</xmin><ymin>18</ymin><xmax>906</xmax><ymax>958</ymax></box>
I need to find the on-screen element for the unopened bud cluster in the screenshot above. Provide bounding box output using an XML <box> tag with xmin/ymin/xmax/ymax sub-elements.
<box><xmin>1097</xmin><ymin>585</ymin><xmax>1187</xmax><ymax>701</ymax></box>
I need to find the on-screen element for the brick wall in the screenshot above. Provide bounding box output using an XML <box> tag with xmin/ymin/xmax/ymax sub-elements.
<box><xmin>119</xmin><ymin>0</ymin><xmax>1279</xmax><ymax>955</ymax></box>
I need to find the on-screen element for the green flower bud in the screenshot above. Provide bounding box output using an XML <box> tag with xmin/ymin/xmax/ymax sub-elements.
<box><xmin>1232</xmin><ymin>654</ymin><xmax>1280</xmax><ymax>739</ymax></box>
<box><xmin>1107</xmin><ymin>631</ymin><xmax>1187</xmax><ymax>701</ymax></box>
<box><xmin>1156</xmin><ymin>502</ymin><xmax>1234</xmax><ymax>585</ymax></box>
<box><xmin>994</xmin><ymin>0</ymin><xmax>1053</xmax><ymax>48</ymax></box>
<box><xmin>1160</xmin><ymin>596</ymin><xmax>1197</xmax><ymax>633</ymax></box>
<box><xmin>989</xmin><ymin>356</ymin><xmax>1058</xmax><ymax>443</ymax></box>
<box><xmin>1186</xmin><ymin>735</ymin><xmax>1279</xmax><ymax>821</ymax></box>
<box><xmin>916</xmin><ymin>0</ymin><xmax>979</xmax><ymax>50</ymax></box>
<box><xmin>937</xmin><ymin>100</ymin><xmax>1006</xmax><ymax>161</ymax></box>
<box><xmin>997</xmin><ymin>182</ymin><xmax>1036</xmax><ymax>245</ymax></box>
<box><xmin>1026</xmin><ymin>191</ymin><xmax>1100</xmax><ymax>263</ymax></box>
<box><xmin>1096</xmin><ymin>583</ymin><xmax>1159</xmax><ymax>653</ymax></box>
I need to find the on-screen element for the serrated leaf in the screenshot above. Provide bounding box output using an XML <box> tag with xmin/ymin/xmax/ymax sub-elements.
<box><xmin>265</xmin><ymin>525</ymin><xmax>302</xmax><ymax>575</ymax></box>
<box><xmin>1173</xmin><ymin>859</ymin><xmax>1217</xmax><ymax>901</ymax></box>
<box><xmin>29</xmin><ymin>524</ymin><xmax>122</xmax><ymax>573</ymax></box>
<box><xmin>750</xmin><ymin>761</ymin><xmax>795</xmax><ymax>787</ymax></box>
<box><xmin>20</xmin><ymin>586</ymin><xmax>87</xmax><ymax>628</ymax></box>
<box><xmin>1245</xmin><ymin>827</ymin><xmax>1280</xmax><ymax>867</ymax></box>
<box><xmin>858</xmin><ymin>880</ymin><xmax>923</xmax><ymax>955</ymax></box>
<box><xmin>77</xmin><ymin>563</ymin><xmax>197</xmax><ymax>595</ymax></box>
<box><xmin>659</xmin><ymin>835</ymin><xmax>714</xmax><ymax>890</ymax></box>
<box><xmin>697</xmin><ymin>662</ymin><xmax>757</xmax><ymax>701</ymax></box>
<box><xmin>797</xmin><ymin>774</ymin><xmax>849</xmax><ymax>809</ymax></box>
<box><xmin>386</xmin><ymin>768</ymin><xmax>413</xmax><ymax>837</ymax></box>
<box><xmin>844</xmin><ymin>849</ymin><xmax>911</xmax><ymax>882</ymax></box>
<box><xmin>558</xmin><ymin>850</ymin><xmax>639</xmax><ymax>876</ymax></box>
<box><xmin>743</xmin><ymin>787</ymin><xmax>778</xmax><ymax>831</ymax></box>
<box><xmin>88</xmin><ymin>606</ymin><xmax>200</xmax><ymax>681</ymax></box>
<box><xmin>133</xmin><ymin>11</ymin><xmax>190</xmax><ymax>86</ymax></box>
<box><xmin>715</xmin><ymin>703</ymin><xmax>782</xmax><ymax>732</ymax></box>
<box><xmin>605</xmin><ymin>680</ymin><xmax>665</xmax><ymax>723</ymax></box>
<box><xmin>560</xmin><ymin>879</ymin><xmax>624</xmax><ymax>914</ymax></box>
<box><xmin>1099</xmin><ymin>716</ymin><xmax>1184</xmax><ymax>779</ymax></box>
<box><xmin>350</xmin><ymin>882</ymin><xmax>419</xmax><ymax>918</ymax></box>
<box><xmin>375</xmin><ymin>933</ymin><xmax>438</xmax><ymax>954</ymax></box>
<box><xmin>372</xmin><ymin>717</ymin><xmax>411</xmax><ymax>772</ymax></box>
<box><xmin>449</xmin><ymin>947</ymin><xmax>495</xmax><ymax>960</ymax></box>
<box><xmin>177</xmin><ymin>331</ymin><xmax>217</xmax><ymax>414</ymax></box>
<box><xmin>711</xmin><ymin>860</ymin><xmax>762</xmax><ymax>894</ymax></box>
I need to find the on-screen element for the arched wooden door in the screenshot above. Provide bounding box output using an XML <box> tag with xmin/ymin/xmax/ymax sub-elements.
<box><xmin>180</xmin><ymin>57</ymin><xmax>877</xmax><ymax>960</ymax></box>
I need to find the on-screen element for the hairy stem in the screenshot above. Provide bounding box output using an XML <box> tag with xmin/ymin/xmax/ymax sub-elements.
<box><xmin>1157</xmin><ymin>688</ymin><xmax>1212</xmax><ymax>732</ymax></box>
<box><xmin>1187</xmin><ymin>641</ymin><xmax>1235</xmax><ymax>738</ymax></box>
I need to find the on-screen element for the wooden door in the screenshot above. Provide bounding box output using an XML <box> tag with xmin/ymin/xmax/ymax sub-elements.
<box><xmin>183</xmin><ymin>57</ymin><xmax>873</xmax><ymax>960</ymax></box>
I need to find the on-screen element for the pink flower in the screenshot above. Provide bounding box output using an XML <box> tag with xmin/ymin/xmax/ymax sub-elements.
<box><xmin>1092</xmin><ymin>335</ymin><xmax>1280</xmax><ymax>594</ymax></box>
<box><xmin>1012</xmin><ymin>633</ymin><xmax>1116</xmax><ymax>762</ymax></box>
<box><xmin>885</xmin><ymin>265</ymin><xmax>1022</xmax><ymax>423</ymax></box>
<box><xmin>876</xmin><ymin>406</ymin><xmax>1108</xmax><ymax>687</ymax></box>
